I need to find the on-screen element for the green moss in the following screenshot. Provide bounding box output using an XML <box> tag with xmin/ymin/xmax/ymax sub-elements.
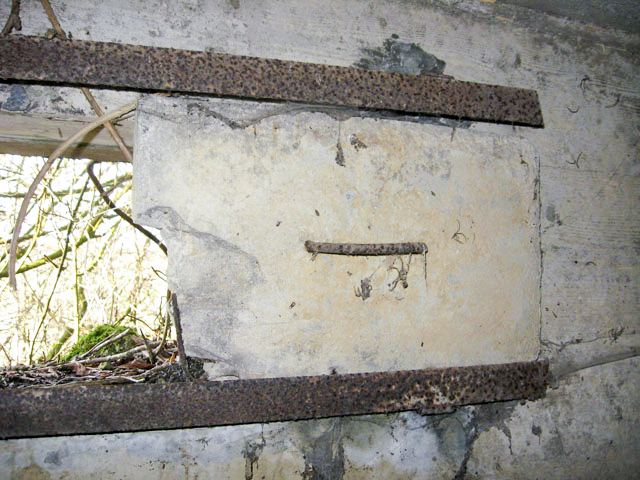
<box><xmin>62</xmin><ymin>325</ymin><xmax>136</xmax><ymax>362</ymax></box>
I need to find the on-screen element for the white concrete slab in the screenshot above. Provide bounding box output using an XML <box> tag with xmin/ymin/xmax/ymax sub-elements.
<box><xmin>134</xmin><ymin>95</ymin><xmax>540</xmax><ymax>379</ymax></box>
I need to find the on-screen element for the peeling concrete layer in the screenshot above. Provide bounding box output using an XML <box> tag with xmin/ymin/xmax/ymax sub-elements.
<box><xmin>133</xmin><ymin>95</ymin><xmax>541</xmax><ymax>378</ymax></box>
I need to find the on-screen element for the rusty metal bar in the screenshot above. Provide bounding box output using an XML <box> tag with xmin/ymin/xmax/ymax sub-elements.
<box><xmin>0</xmin><ymin>360</ymin><xmax>547</xmax><ymax>439</ymax></box>
<box><xmin>0</xmin><ymin>35</ymin><xmax>543</xmax><ymax>126</ymax></box>
<box><xmin>305</xmin><ymin>241</ymin><xmax>428</xmax><ymax>256</ymax></box>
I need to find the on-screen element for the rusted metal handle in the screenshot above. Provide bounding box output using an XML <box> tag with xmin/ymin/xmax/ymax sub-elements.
<box><xmin>305</xmin><ymin>241</ymin><xmax>427</xmax><ymax>256</ymax></box>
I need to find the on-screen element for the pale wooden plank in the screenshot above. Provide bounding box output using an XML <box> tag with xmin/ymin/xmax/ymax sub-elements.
<box><xmin>0</xmin><ymin>112</ymin><xmax>134</xmax><ymax>160</ymax></box>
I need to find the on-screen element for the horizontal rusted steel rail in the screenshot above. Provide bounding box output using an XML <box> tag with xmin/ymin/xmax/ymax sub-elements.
<box><xmin>0</xmin><ymin>360</ymin><xmax>547</xmax><ymax>438</ymax></box>
<box><xmin>0</xmin><ymin>35</ymin><xmax>543</xmax><ymax>126</ymax></box>
<box><xmin>305</xmin><ymin>241</ymin><xmax>428</xmax><ymax>256</ymax></box>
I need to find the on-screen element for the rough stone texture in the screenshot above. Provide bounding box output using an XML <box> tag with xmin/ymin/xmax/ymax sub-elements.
<box><xmin>0</xmin><ymin>0</ymin><xmax>638</xmax><ymax>478</ymax></box>
<box><xmin>133</xmin><ymin>95</ymin><xmax>540</xmax><ymax>378</ymax></box>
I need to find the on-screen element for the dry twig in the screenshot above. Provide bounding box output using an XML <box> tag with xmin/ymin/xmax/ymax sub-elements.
<box><xmin>170</xmin><ymin>293</ymin><xmax>192</xmax><ymax>380</ymax></box>
<box><xmin>153</xmin><ymin>290</ymin><xmax>172</xmax><ymax>357</ymax></box>
<box><xmin>72</xmin><ymin>342</ymin><xmax>160</xmax><ymax>365</ymax></box>
<box><xmin>77</xmin><ymin>329</ymin><xmax>131</xmax><ymax>360</ymax></box>
<box><xmin>140</xmin><ymin>331</ymin><xmax>155</xmax><ymax>364</ymax></box>
<box><xmin>1</xmin><ymin>0</ymin><xmax>21</xmax><ymax>36</ymax></box>
<box><xmin>87</xmin><ymin>161</ymin><xmax>166</xmax><ymax>254</ymax></box>
<box><xmin>27</xmin><ymin>178</ymin><xmax>90</xmax><ymax>364</ymax></box>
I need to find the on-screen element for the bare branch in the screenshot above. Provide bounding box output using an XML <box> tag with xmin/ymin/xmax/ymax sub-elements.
<box><xmin>153</xmin><ymin>290</ymin><xmax>172</xmax><ymax>357</ymax></box>
<box><xmin>72</xmin><ymin>342</ymin><xmax>160</xmax><ymax>365</ymax></box>
<box><xmin>87</xmin><ymin>161</ymin><xmax>167</xmax><ymax>254</ymax></box>
<box><xmin>0</xmin><ymin>174</ymin><xmax>131</xmax><ymax>201</ymax></box>
<box><xmin>39</xmin><ymin>0</ymin><xmax>134</xmax><ymax>164</ymax></box>
<box><xmin>0</xmin><ymin>217</ymin><xmax>106</xmax><ymax>278</ymax></box>
<box><xmin>170</xmin><ymin>293</ymin><xmax>191</xmax><ymax>380</ymax></box>
<box><xmin>77</xmin><ymin>329</ymin><xmax>131</xmax><ymax>360</ymax></box>
<box><xmin>29</xmin><ymin>180</ymin><xmax>89</xmax><ymax>363</ymax></box>
<box><xmin>1</xmin><ymin>0</ymin><xmax>21</xmax><ymax>36</ymax></box>
<box><xmin>140</xmin><ymin>330</ymin><xmax>155</xmax><ymax>364</ymax></box>
<box><xmin>28</xmin><ymin>178</ymin><xmax>90</xmax><ymax>364</ymax></box>
<box><xmin>8</xmin><ymin>102</ymin><xmax>137</xmax><ymax>289</ymax></box>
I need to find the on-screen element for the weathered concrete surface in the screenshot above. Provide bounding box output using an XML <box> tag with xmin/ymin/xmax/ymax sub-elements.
<box><xmin>0</xmin><ymin>413</ymin><xmax>466</xmax><ymax>479</ymax></box>
<box><xmin>0</xmin><ymin>0</ymin><xmax>638</xmax><ymax>477</ymax></box>
<box><xmin>502</xmin><ymin>0</ymin><xmax>640</xmax><ymax>34</ymax></box>
<box><xmin>133</xmin><ymin>96</ymin><xmax>540</xmax><ymax>378</ymax></box>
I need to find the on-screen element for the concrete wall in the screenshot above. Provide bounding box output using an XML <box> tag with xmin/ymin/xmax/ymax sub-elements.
<box><xmin>1</xmin><ymin>1</ymin><xmax>638</xmax><ymax>478</ymax></box>
<box><xmin>132</xmin><ymin>94</ymin><xmax>542</xmax><ymax>378</ymax></box>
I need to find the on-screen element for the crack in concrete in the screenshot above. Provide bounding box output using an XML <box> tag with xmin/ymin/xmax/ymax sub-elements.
<box><xmin>537</xmin><ymin>155</ymin><xmax>544</xmax><ymax>363</ymax></box>
<box><xmin>140</xmin><ymin>93</ymin><xmax>473</xmax><ymax>133</ymax></box>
